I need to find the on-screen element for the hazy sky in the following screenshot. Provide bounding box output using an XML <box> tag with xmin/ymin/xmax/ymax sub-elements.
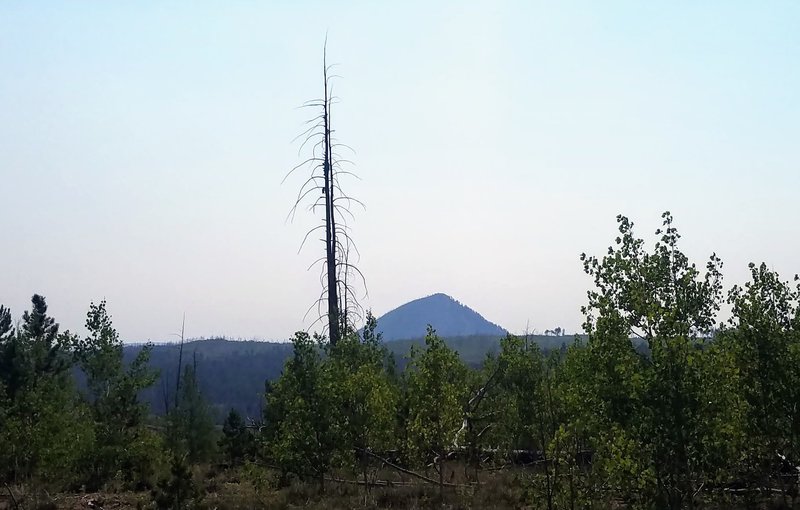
<box><xmin>1</xmin><ymin>1</ymin><xmax>798</xmax><ymax>342</ymax></box>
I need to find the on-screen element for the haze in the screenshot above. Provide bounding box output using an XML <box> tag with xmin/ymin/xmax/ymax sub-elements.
<box><xmin>1</xmin><ymin>2</ymin><xmax>798</xmax><ymax>342</ymax></box>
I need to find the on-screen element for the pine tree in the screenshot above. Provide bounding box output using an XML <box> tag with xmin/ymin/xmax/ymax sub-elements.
<box><xmin>0</xmin><ymin>295</ymin><xmax>93</xmax><ymax>486</ymax></box>
<box><xmin>220</xmin><ymin>408</ymin><xmax>254</xmax><ymax>466</ymax></box>
<box><xmin>73</xmin><ymin>300</ymin><xmax>160</xmax><ymax>488</ymax></box>
<box><xmin>167</xmin><ymin>357</ymin><xmax>216</xmax><ymax>464</ymax></box>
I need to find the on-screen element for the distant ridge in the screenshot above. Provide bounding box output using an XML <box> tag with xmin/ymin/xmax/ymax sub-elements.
<box><xmin>374</xmin><ymin>293</ymin><xmax>507</xmax><ymax>342</ymax></box>
<box><xmin>122</xmin><ymin>332</ymin><xmax>579</xmax><ymax>420</ymax></box>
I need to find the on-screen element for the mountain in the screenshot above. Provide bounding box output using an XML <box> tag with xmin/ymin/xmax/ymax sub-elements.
<box><xmin>374</xmin><ymin>293</ymin><xmax>507</xmax><ymax>341</ymax></box>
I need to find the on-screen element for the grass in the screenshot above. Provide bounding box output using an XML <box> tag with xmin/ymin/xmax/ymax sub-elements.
<box><xmin>4</xmin><ymin>462</ymin><xmax>799</xmax><ymax>509</ymax></box>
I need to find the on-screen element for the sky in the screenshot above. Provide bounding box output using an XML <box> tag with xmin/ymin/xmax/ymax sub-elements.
<box><xmin>1</xmin><ymin>1</ymin><xmax>799</xmax><ymax>342</ymax></box>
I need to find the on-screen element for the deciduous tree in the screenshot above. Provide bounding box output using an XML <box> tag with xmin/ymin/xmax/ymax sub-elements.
<box><xmin>404</xmin><ymin>326</ymin><xmax>469</xmax><ymax>495</ymax></box>
<box><xmin>579</xmin><ymin>213</ymin><xmax>744</xmax><ymax>509</ymax></box>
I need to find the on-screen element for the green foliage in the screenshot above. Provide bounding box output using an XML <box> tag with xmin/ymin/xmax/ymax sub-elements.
<box><xmin>403</xmin><ymin>325</ymin><xmax>469</xmax><ymax>489</ymax></box>
<box><xmin>152</xmin><ymin>455</ymin><xmax>204</xmax><ymax>510</ymax></box>
<box><xmin>0</xmin><ymin>305</ymin><xmax>14</xmax><ymax>395</ymax></box>
<box><xmin>494</xmin><ymin>335</ymin><xmax>549</xmax><ymax>452</ymax></box>
<box><xmin>0</xmin><ymin>295</ymin><xmax>73</xmax><ymax>402</ymax></box>
<box><xmin>132</xmin><ymin>339</ymin><xmax>294</xmax><ymax>418</ymax></box>
<box><xmin>0</xmin><ymin>375</ymin><xmax>95</xmax><ymax>486</ymax></box>
<box><xmin>263</xmin><ymin>331</ymin><xmax>337</xmax><ymax>485</ymax></box>
<box><xmin>264</xmin><ymin>320</ymin><xmax>400</xmax><ymax>488</ymax></box>
<box><xmin>220</xmin><ymin>408</ymin><xmax>255</xmax><ymax>466</ymax></box>
<box><xmin>327</xmin><ymin>315</ymin><xmax>399</xmax><ymax>479</ymax></box>
<box><xmin>127</xmin><ymin>334</ymin><xmax>583</xmax><ymax>418</ymax></box>
<box><xmin>718</xmin><ymin>262</ymin><xmax>800</xmax><ymax>484</ymax></box>
<box><xmin>4</xmin><ymin>212</ymin><xmax>800</xmax><ymax>509</ymax></box>
<box><xmin>167</xmin><ymin>360</ymin><xmax>217</xmax><ymax>465</ymax></box>
<box><xmin>73</xmin><ymin>300</ymin><xmax>161</xmax><ymax>489</ymax></box>
<box><xmin>484</xmin><ymin>336</ymin><xmax>584</xmax><ymax>508</ymax></box>
<box><xmin>578</xmin><ymin>212</ymin><xmax>745</xmax><ymax>508</ymax></box>
<box><xmin>0</xmin><ymin>295</ymin><xmax>94</xmax><ymax>487</ymax></box>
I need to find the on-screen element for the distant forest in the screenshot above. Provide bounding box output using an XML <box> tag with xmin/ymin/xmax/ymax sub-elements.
<box><xmin>125</xmin><ymin>332</ymin><xmax>587</xmax><ymax>420</ymax></box>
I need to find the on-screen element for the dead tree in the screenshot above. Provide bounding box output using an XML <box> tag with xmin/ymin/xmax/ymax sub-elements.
<box><xmin>284</xmin><ymin>42</ymin><xmax>365</xmax><ymax>345</ymax></box>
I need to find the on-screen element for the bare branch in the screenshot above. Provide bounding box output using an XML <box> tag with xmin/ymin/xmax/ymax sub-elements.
<box><xmin>284</xmin><ymin>42</ymin><xmax>367</xmax><ymax>344</ymax></box>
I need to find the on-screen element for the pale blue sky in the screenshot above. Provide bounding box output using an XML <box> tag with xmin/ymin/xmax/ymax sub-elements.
<box><xmin>1</xmin><ymin>1</ymin><xmax>798</xmax><ymax>341</ymax></box>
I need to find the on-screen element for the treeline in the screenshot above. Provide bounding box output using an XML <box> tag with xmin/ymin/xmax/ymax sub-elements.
<box><xmin>128</xmin><ymin>334</ymin><xmax>583</xmax><ymax>420</ymax></box>
<box><xmin>0</xmin><ymin>297</ymin><xmax>218</xmax><ymax>494</ymax></box>
<box><xmin>2</xmin><ymin>212</ymin><xmax>799</xmax><ymax>509</ymax></box>
<box><xmin>128</xmin><ymin>339</ymin><xmax>292</xmax><ymax>419</ymax></box>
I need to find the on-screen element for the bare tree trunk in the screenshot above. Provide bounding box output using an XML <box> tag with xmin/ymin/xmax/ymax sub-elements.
<box><xmin>4</xmin><ymin>483</ymin><xmax>19</xmax><ymax>510</ymax></box>
<box><xmin>285</xmin><ymin>41</ymin><xmax>367</xmax><ymax>344</ymax></box>
<box><xmin>321</xmin><ymin>57</ymin><xmax>340</xmax><ymax>346</ymax></box>
<box><xmin>175</xmin><ymin>313</ymin><xmax>185</xmax><ymax>410</ymax></box>
<box><xmin>439</xmin><ymin>454</ymin><xmax>444</xmax><ymax>501</ymax></box>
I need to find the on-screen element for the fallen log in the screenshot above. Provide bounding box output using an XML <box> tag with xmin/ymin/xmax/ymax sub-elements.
<box><xmin>356</xmin><ymin>448</ymin><xmax>463</xmax><ymax>488</ymax></box>
<box><xmin>324</xmin><ymin>476</ymin><xmax>414</xmax><ymax>487</ymax></box>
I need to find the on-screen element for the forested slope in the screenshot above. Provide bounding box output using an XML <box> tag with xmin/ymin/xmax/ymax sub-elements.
<box><xmin>125</xmin><ymin>339</ymin><xmax>293</xmax><ymax>419</ymax></box>
<box><xmin>125</xmin><ymin>333</ymin><xmax>581</xmax><ymax>418</ymax></box>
